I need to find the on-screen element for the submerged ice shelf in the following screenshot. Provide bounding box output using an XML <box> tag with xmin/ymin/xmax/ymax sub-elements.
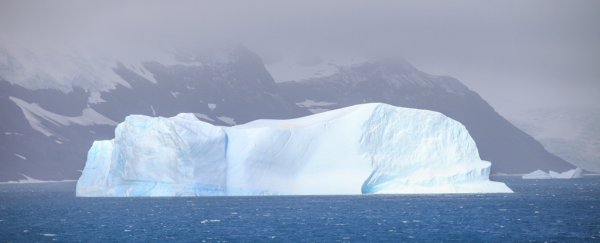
<box><xmin>76</xmin><ymin>103</ymin><xmax>512</xmax><ymax>196</ymax></box>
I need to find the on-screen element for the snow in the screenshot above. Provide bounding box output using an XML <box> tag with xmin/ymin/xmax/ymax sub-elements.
<box><xmin>295</xmin><ymin>99</ymin><xmax>336</xmax><ymax>108</ymax></box>
<box><xmin>14</xmin><ymin>154</ymin><xmax>26</xmax><ymax>160</ymax></box>
<box><xmin>0</xmin><ymin>174</ymin><xmax>76</xmax><ymax>184</ymax></box>
<box><xmin>265</xmin><ymin>57</ymin><xmax>365</xmax><ymax>82</ymax></box>
<box><xmin>509</xmin><ymin>108</ymin><xmax>600</xmax><ymax>173</ymax></box>
<box><xmin>308</xmin><ymin>108</ymin><xmax>330</xmax><ymax>114</ymax></box>
<box><xmin>208</xmin><ymin>103</ymin><xmax>217</xmax><ymax>111</ymax></box>
<box><xmin>10</xmin><ymin>96</ymin><xmax>117</xmax><ymax>136</ymax></box>
<box><xmin>0</xmin><ymin>43</ymin><xmax>130</xmax><ymax>92</ymax></box>
<box><xmin>4</xmin><ymin>132</ymin><xmax>24</xmax><ymax>136</ymax></box>
<box><xmin>296</xmin><ymin>99</ymin><xmax>336</xmax><ymax>114</ymax></box>
<box><xmin>0</xmin><ymin>40</ymin><xmax>214</xmax><ymax>93</ymax></box>
<box><xmin>127</xmin><ymin>63</ymin><xmax>157</xmax><ymax>83</ymax></box>
<box><xmin>150</xmin><ymin>105</ymin><xmax>156</xmax><ymax>116</ymax></box>
<box><xmin>76</xmin><ymin>103</ymin><xmax>512</xmax><ymax>197</ymax></box>
<box><xmin>216</xmin><ymin>116</ymin><xmax>236</xmax><ymax>125</ymax></box>
<box><xmin>194</xmin><ymin>113</ymin><xmax>215</xmax><ymax>122</ymax></box>
<box><xmin>87</xmin><ymin>91</ymin><xmax>106</xmax><ymax>104</ymax></box>
<box><xmin>522</xmin><ymin>168</ymin><xmax>583</xmax><ymax>179</ymax></box>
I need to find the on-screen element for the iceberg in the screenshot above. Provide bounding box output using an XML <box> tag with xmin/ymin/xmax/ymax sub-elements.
<box><xmin>76</xmin><ymin>103</ymin><xmax>512</xmax><ymax>197</ymax></box>
<box><xmin>522</xmin><ymin>168</ymin><xmax>583</xmax><ymax>179</ymax></box>
<box><xmin>549</xmin><ymin>168</ymin><xmax>584</xmax><ymax>179</ymax></box>
<box><xmin>521</xmin><ymin>170</ymin><xmax>553</xmax><ymax>179</ymax></box>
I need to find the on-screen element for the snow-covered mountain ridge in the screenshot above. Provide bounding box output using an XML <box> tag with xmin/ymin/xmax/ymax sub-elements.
<box><xmin>509</xmin><ymin>108</ymin><xmax>600</xmax><ymax>173</ymax></box>
<box><xmin>0</xmin><ymin>45</ymin><xmax>573</xmax><ymax>181</ymax></box>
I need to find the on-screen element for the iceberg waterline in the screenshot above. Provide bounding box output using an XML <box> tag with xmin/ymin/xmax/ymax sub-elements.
<box><xmin>76</xmin><ymin>103</ymin><xmax>512</xmax><ymax>196</ymax></box>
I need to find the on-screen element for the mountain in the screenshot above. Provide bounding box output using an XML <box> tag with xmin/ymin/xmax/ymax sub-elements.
<box><xmin>0</xmin><ymin>47</ymin><xmax>572</xmax><ymax>181</ymax></box>
<box><xmin>509</xmin><ymin>108</ymin><xmax>600</xmax><ymax>173</ymax></box>
<box><xmin>0</xmin><ymin>46</ymin><xmax>307</xmax><ymax>181</ymax></box>
<box><xmin>277</xmin><ymin>59</ymin><xmax>573</xmax><ymax>174</ymax></box>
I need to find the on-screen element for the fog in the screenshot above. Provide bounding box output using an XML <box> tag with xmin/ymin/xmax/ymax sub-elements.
<box><xmin>1</xmin><ymin>0</ymin><xmax>599</xmax><ymax>116</ymax></box>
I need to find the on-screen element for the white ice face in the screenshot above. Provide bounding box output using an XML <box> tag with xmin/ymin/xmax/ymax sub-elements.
<box><xmin>76</xmin><ymin>103</ymin><xmax>513</xmax><ymax>197</ymax></box>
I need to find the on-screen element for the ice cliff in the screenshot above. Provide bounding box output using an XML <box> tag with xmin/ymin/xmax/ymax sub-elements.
<box><xmin>76</xmin><ymin>103</ymin><xmax>512</xmax><ymax>196</ymax></box>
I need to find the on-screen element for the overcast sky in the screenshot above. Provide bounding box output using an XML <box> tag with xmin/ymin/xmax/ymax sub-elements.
<box><xmin>1</xmin><ymin>0</ymin><xmax>599</xmax><ymax>117</ymax></box>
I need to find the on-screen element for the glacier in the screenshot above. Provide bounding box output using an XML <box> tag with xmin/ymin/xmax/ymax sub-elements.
<box><xmin>76</xmin><ymin>103</ymin><xmax>512</xmax><ymax>197</ymax></box>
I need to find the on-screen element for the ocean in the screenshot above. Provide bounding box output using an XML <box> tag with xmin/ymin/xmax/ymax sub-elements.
<box><xmin>1</xmin><ymin>176</ymin><xmax>599</xmax><ymax>242</ymax></box>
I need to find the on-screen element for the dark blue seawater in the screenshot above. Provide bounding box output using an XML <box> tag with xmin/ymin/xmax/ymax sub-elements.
<box><xmin>1</xmin><ymin>177</ymin><xmax>599</xmax><ymax>242</ymax></box>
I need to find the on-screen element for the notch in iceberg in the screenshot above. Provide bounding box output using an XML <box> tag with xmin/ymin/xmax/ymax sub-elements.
<box><xmin>76</xmin><ymin>103</ymin><xmax>512</xmax><ymax>196</ymax></box>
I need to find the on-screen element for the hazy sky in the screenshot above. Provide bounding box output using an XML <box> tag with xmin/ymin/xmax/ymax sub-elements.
<box><xmin>1</xmin><ymin>0</ymin><xmax>599</xmax><ymax>117</ymax></box>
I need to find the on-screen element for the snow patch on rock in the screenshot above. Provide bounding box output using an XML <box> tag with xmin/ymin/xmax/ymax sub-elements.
<box><xmin>217</xmin><ymin>116</ymin><xmax>236</xmax><ymax>126</ymax></box>
<box><xmin>10</xmin><ymin>96</ymin><xmax>117</xmax><ymax>136</ymax></box>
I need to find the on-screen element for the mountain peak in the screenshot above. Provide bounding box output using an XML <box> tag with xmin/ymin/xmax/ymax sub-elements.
<box><xmin>291</xmin><ymin>58</ymin><xmax>470</xmax><ymax>96</ymax></box>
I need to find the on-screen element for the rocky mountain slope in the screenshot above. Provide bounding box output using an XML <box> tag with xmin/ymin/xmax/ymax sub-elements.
<box><xmin>0</xmin><ymin>47</ymin><xmax>573</xmax><ymax>181</ymax></box>
<box><xmin>278</xmin><ymin>59</ymin><xmax>573</xmax><ymax>174</ymax></box>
